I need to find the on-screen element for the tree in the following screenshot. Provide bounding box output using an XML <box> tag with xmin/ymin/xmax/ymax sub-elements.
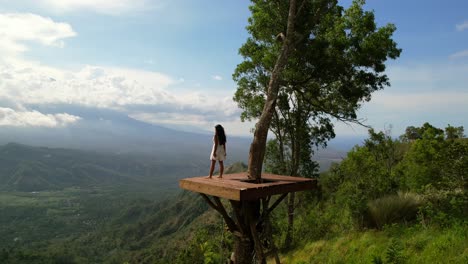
<box><xmin>445</xmin><ymin>124</ymin><xmax>465</xmax><ymax>140</ymax></box>
<box><xmin>328</xmin><ymin>129</ymin><xmax>402</xmax><ymax>225</ymax></box>
<box><xmin>233</xmin><ymin>0</ymin><xmax>401</xmax><ymax>254</ymax></box>
<box><xmin>401</xmin><ymin>126</ymin><xmax>420</xmax><ymax>141</ymax></box>
<box><xmin>264</xmin><ymin>117</ymin><xmax>320</xmax><ymax>248</ymax></box>
<box><xmin>234</xmin><ymin>0</ymin><xmax>401</xmax><ymax>182</ymax></box>
<box><xmin>240</xmin><ymin>0</ymin><xmax>300</xmax><ymax>181</ymax></box>
<box><xmin>397</xmin><ymin>123</ymin><xmax>467</xmax><ymax>192</ymax></box>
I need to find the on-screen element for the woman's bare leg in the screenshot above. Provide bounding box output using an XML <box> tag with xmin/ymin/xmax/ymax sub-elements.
<box><xmin>218</xmin><ymin>161</ymin><xmax>224</xmax><ymax>178</ymax></box>
<box><xmin>208</xmin><ymin>160</ymin><xmax>216</xmax><ymax>178</ymax></box>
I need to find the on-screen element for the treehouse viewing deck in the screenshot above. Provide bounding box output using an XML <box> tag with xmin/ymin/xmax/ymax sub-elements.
<box><xmin>179</xmin><ymin>172</ymin><xmax>317</xmax><ymax>201</ymax></box>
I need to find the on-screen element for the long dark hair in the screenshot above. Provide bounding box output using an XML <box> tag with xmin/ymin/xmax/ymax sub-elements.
<box><xmin>215</xmin><ymin>124</ymin><xmax>226</xmax><ymax>145</ymax></box>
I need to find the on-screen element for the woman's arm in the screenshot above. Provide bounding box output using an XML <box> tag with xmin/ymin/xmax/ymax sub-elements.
<box><xmin>224</xmin><ymin>143</ymin><xmax>227</xmax><ymax>156</ymax></box>
<box><xmin>213</xmin><ymin>136</ymin><xmax>218</xmax><ymax>157</ymax></box>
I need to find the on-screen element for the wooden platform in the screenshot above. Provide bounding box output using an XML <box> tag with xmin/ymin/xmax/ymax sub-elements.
<box><xmin>179</xmin><ymin>172</ymin><xmax>317</xmax><ymax>201</ymax></box>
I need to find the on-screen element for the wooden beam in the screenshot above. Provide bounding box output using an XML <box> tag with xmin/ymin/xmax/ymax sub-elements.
<box><xmin>249</xmin><ymin>220</ymin><xmax>265</xmax><ymax>263</ymax></box>
<box><xmin>200</xmin><ymin>194</ymin><xmax>238</xmax><ymax>233</ymax></box>
<box><xmin>267</xmin><ymin>193</ymin><xmax>288</xmax><ymax>215</ymax></box>
<box><xmin>213</xmin><ymin>196</ymin><xmax>238</xmax><ymax>233</ymax></box>
<box><xmin>200</xmin><ymin>193</ymin><xmax>218</xmax><ymax>210</ymax></box>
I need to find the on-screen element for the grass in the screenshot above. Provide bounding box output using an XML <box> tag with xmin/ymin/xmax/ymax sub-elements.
<box><xmin>273</xmin><ymin>224</ymin><xmax>468</xmax><ymax>264</ymax></box>
<box><xmin>367</xmin><ymin>192</ymin><xmax>422</xmax><ymax>229</ymax></box>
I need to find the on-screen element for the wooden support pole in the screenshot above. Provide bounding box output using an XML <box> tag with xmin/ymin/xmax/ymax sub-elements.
<box><xmin>189</xmin><ymin>178</ymin><xmax>314</xmax><ymax>264</ymax></box>
<box><xmin>249</xmin><ymin>220</ymin><xmax>265</xmax><ymax>263</ymax></box>
<box><xmin>267</xmin><ymin>193</ymin><xmax>288</xmax><ymax>216</ymax></box>
<box><xmin>200</xmin><ymin>193</ymin><xmax>218</xmax><ymax>210</ymax></box>
<box><xmin>212</xmin><ymin>196</ymin><xmax>239</xmax><ymax>234</ymax></box>
<box><xmin>241</xmin><ymin>200</ymin><xmax>265</xmax><ymax>263</ymax></box>
<box><xmin>200</xmin><ymin>194</ymin><xmax>238</xmax><ymax>233</ymax></box>
<box><xmin>229</xmin><ymin>200</ymin><xmax>248</xmax><ymax>236</ymax></box>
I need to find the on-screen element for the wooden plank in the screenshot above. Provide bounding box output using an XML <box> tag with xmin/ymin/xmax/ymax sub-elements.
<box><xmin>179</xmin><ymin>178</ymin><xmax>241</xmax><ymax>200</ymax></box>
<box><xmin>241</xmin><ymin>180</ymin><xmax>316</xmax><ymax>200</ymax></box>
<box><xmin>179</xmin><ymin>172</ymin><xmax>317</xmax><ymax>201</ymax></box>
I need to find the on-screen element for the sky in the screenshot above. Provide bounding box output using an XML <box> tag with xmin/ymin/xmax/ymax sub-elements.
<box><xmin>0</xmin><ymin>0</ymin><xmax>467</xmax><ymax>138</ymax></box>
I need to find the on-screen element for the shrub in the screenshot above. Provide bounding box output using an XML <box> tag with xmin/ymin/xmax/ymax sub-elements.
<box><xmin>367</xmin><ymin>192</ymin><xmax>422</xmax><ymax>229</ymax></box>
<box><xmin>419</xmin><ymin>187</ymin><xmax>468</xmax><ymax>227</ymax></box>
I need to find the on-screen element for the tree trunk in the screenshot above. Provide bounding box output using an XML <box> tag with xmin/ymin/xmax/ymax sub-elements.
<box><xmin>233</xmin><ymin>236</ymin><xmax>254</xmax><ymax>264</ymax></box>
<box><xmin>247</xmin><ymin>0</ymin><xmax>298</xmax><ymax>180</ymax></box>
<box><xmin>231</xmin><ymin>200</ymin><xmax>262</xmax><ymax>264</ymax></box>
<box><xmin>284</xmin><ymin>192</ymin><xmax>295</xmax><ymax>248</ymax></box>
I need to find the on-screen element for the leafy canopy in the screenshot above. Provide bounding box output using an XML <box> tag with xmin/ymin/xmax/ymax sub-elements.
<box><xmin>234</xmin><ymin>0</ymin><xmax>401</xmax><ymax>132</ymax></box>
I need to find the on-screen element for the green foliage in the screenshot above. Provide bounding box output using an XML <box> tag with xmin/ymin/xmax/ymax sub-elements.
<box><xmin>385</xmin><ymin>239</ymin><xmax>405</xmax><ymax>264</ymax></box>
<box><xmin>372</xmin><ymin>255</ymin><xmax>384</xmax><ymax>264</ymax></box>
<box><xmin>176</xmin><ymin>231</ymin><xmax>218</xmax><ymax>264</ymax></box>
<box><xmin>280</xmin><ymin>225</ymin><xmax>468</xmax><ymax>263</ymax></box>
<box><xmin>0</xmin><ymin>143</ymin><xmax>180</xmax><ymax>193</ymax></box>
<box><xmin>396</xmin><ymin>124</ymin><xmax>468</xmax><ymax>192</ymax></box>
<box><xmin>234</xmin><ymin>0</ymin><xmax>401</xmax><ymax>173</ymax></box>
<box><xmin>2</xmin><ymin>122</ymin><xmax>466</xmax><ymax>263</ymax></box>
<box><xmin>419</xmin><ymin>187</ymin><xmax>468</xmax><ymax>227</ymax></box>
<box><xmin>400</xmin><ymin>122</ymin><xmax>444</xmax><ymax>142</ymax></box>
<box><xmin>367</xmin><ymin>192</ymin><xmax>422</xmax><ymax>229</ymax></box>
<box><xmin>265</xmin><ymin>138</ymin><xmax>319</xmax><ymax>178</ymax></box>
<box><xmin>330</xmin><ymin>143</ymin><xmax>398</xmax><ymax>222</ymax></box>
<box><xmin>322</xmin><ymin>123</ymin><xmax>467</xmax><ymax>229</ymax></box>
<box><xmin>445</xmin><ymin>124</ymin><xmax>465</xmax><ymax>139</ymax></box>
<box><xmin>0</xmin><ymin>160</ymin><xmax>250</xmax><ymax>263</ymax></box>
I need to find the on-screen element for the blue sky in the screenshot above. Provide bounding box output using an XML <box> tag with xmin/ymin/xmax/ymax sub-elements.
<box><xmin>0</xmin><ymin>0</ymin><xmax>467</xmax><ymax>138</ymax></box>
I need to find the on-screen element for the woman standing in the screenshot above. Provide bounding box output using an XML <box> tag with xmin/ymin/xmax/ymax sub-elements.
<box><xmin>208</xmin><ymin>124</ymin><xmax>227</xmax><ymax>178</ymax></box>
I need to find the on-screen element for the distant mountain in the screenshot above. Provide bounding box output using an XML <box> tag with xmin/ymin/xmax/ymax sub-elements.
<box><xmin>0</xmin><ymin>108</ymin><xmax>353</xmax><ymax>178</ymax></box>
<box><xmin>0</xmin><ymin>141</ymin><xmax>254</xmax><ymax>193</ymax></box>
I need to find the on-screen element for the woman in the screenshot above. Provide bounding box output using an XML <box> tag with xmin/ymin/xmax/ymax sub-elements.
<box><xmin>208</xmin><ymin>124</ymin><xmax>227</xmax><ymax>178</ymax></box>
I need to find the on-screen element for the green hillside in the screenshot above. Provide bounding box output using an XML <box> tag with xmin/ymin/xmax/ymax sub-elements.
<box><xmin>0</xmin><ymin>142</ymin><xmax>191</xmax><ymax>192</ymax></box>
<box><xmin>0</xmin><ymin>160</ymin><xmax>247</xmax><ymax>263</ymax></box>
<box><xmin>268</xmin><ymin>125</ymin><xmax>468</xmax><ymax>264</ymax></box>
<box><xmin>1</xmin><ymin>124</ymin><xmax>466</xmax><ymax>263</ymax></box>
<box><xmin>277</xmin><ymin>226</ymin><xmax>468</xmax><ymax>263</ymax></box>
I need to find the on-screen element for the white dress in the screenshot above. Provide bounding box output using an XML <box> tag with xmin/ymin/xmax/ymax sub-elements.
<box><xmin>210</xmin><ymin>136</ymin><xmax>226</xmax><ymax>161</ymax></box>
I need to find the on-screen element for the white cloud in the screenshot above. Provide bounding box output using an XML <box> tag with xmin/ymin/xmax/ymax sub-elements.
<box><xmin>0</xmin><ymin>12</ymin><xmax>242</xmax><ymax>133</ymax></box>
<box><xmin>369</xmin><ymin>64</ymin><xmax>468</xmax><ymax>114</ymax></box>
<box><xmin>369</xmin><ymin>92</ymin><xmax>468</xmax><ymax>112</ymax></box>
<box><xmin>449</xmin><ymin>50</ymin><xmax>468</xmax><ymax>59</ymax></box>
<box><xmin>212</xmin><ymin>75</ymin><xmax>223</xmax><ymax>81</ymax></box>
<box><xmin>0</xmin><ymin>13</ymin><xmax>76</xmax><ymax>56</ymax></box>
<box><xmin>0</xmin><ymin>61</ymin><xmax>174</xmax><ymax>108</ymax></box>
<box><xmin>130</xmin><ymin>112</ymin><xmax>208</xmax><ymax>126</ymax></box>
<box><xmin>36</xmin><ymin>0</ymin><xmax>157</xmax><ymax>15</ymax></box>
<box><xmin>0</xmin><ymin>107</ymin><xmax>81</xmax><ymax>127</ymax></box>
<box><xmin>332</xmin><ymin>63</ymin><xmax>468</xmax><ymax>137</ymax></box>
<box><xmin>456</xmin><ymin>20</ymin><xmax>468</xmax><ymax>31</ymax></box>
<box><xmin>0</xmin><ymin>58</ymin><xmax>240</xmax><ymax>127</ymax></box>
